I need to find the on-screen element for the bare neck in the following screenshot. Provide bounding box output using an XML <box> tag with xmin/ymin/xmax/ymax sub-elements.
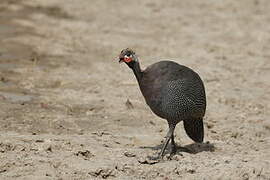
<box><xmin>131</xmin><ymin>61</ymin><xmax>143</xmax><ymax>82</ymax></box>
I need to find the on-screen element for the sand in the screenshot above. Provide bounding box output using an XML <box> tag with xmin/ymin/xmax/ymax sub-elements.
<box><xmin>0</xmin><ymin>0</ymin><xmax>269</xmax><ymax>179</ymax></box>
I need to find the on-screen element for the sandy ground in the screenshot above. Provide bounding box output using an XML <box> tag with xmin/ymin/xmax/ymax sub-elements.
<box><xmin>0</xmin><ymin>0</ymin><xmax>270</xmax><ymax>179</ymax></box>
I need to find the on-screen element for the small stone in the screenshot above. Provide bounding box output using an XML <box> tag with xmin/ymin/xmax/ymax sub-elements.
<box><xmin>46</xmin><ymin>146</ymin><xmax>52</xmax><ymax>152</ymax></box>
<box><xmin>137</xmin><ymin>156</ymin><xmax>159</xmax><ymax>165</ymax></box>
<box><xmin>75</xmin><ymin>150</ymin><xmax>94</xmax><ymax>160</ymax></box>
<box><xmin>35</xmin><ymin>139</ymin><xmax>44</xmax><ymax>143</ymax></box>
<box><xmin>89</xmin><ymin>168</ymin><xmax>115</xmax><ymax>178</ymax></box>
<box><xmin>187</xmin><ymin>169</ymin><xmax>196</xmax><ymax>174</ymax></box>
<box><xmin>206</xmin><ymin>123</ymin><xmax>214</xmax><ymax>129</ymax></box>
<box><xmin>171</xmin><ymin>154</ymin><xmax>183</xmax><ymax>161</ymax></box>
<box><xmin>124</xmin><ymin>151</ymin><xmax>136</xmax><ymax>157</ymax></box>
<box><xmin>103</xmin><ymin>144</ymin><xmax>110</xmax><ymax>147</ymax></box>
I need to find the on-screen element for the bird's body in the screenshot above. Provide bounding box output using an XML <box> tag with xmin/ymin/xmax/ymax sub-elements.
<box><xmin>139</xmin><ymin>61</ymin><xmax>206</xmax><ymax>121</ymax></box>
<box><xmin>118</xmin><ymin>49</ymin><xmax>206</xmax><ymax>159</ymax></box>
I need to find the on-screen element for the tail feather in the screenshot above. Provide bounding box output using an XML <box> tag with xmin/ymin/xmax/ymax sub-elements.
<box><xmin>183</xmin><ymin>118</ymin><xmax>204</xmax><ymax>143</ymax></box>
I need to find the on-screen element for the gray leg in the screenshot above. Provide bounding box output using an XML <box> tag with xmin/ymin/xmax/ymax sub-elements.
<box><xmin>159</xmin><ymin>124</ymin><xmax>176</xmax><ymax>159</ymax></box>
<box><xmin>170</xmin><ymin>134</ymin><xmax>177</xmax><ymax>155</ymax></box>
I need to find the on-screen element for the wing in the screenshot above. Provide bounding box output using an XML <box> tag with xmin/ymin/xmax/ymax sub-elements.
<box><xmin>139</xmin><ymin>61</ymin><xmax>206</xmax><ymax>119</ymax></box>
<box><xmin>161</xmin><ymin>77</ymin><xmax>206</xmax><ymax>120</ymax></box>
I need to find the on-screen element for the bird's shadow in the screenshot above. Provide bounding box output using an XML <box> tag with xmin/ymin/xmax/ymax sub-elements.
<box><xmin>140</xmin><ymin>141</ymin><xmax>215</xmax><ymax>155</ymax></box>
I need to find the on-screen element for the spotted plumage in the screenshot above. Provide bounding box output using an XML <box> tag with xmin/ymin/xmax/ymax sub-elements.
<box><xmin>118</xmin><ymin>49</ymin><xmax>206</xmax><ymax>159</ymax></box>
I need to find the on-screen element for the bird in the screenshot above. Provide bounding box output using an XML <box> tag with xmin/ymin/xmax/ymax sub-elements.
<box><xmin>117</xmin><ymin>48</ymin><xmax>206</xmax><ymax>159</ymax></box>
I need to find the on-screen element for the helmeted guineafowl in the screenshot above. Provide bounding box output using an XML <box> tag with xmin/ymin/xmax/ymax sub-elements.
<box><xmin>118</xmin><ymin>48</ymin><xmax>206</xmax><ymax>159</ymax></box>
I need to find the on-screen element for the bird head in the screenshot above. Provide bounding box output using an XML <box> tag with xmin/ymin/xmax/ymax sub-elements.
<box><xmin>118</xmin><ymin>48</ymin><xmax>138</xmax><ymax>68</ymax></box>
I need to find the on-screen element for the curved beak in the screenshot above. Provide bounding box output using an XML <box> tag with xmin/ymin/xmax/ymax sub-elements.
<box><xmin>118</xmin><ymin>58</ymin><xmax>123</xmax><ymax>63</ymax></box>
<box><xmin>118</xmin><ymin>54</ymin><xmax>124</xmax><ymax>63</ymax></box>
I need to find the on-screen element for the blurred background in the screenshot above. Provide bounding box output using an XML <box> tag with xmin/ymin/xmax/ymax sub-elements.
<box><xmin>0</xmin><ymin>0</ymin><xmax>269</xmax><ymax>179</ymax></box>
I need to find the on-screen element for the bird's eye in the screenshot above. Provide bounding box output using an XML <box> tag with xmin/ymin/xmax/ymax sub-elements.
<box><xmin>125</xmin><ymin>54</ymin><xmax>131</xmax><ymax>58</ymax></box>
